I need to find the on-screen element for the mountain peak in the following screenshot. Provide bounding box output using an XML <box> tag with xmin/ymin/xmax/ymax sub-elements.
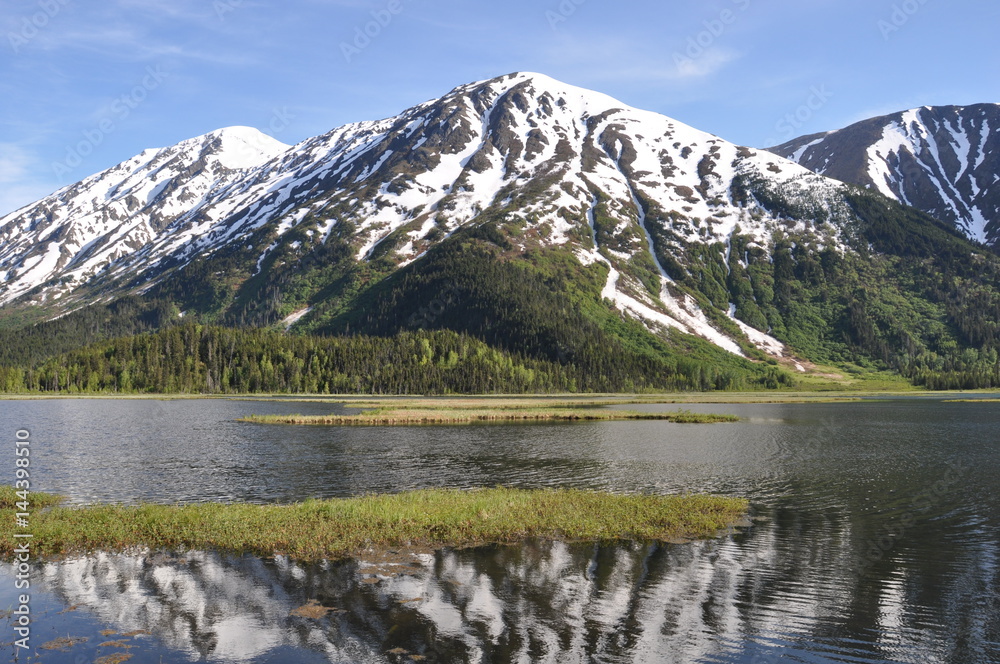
<box><xmin>0</xmin><ymin>72</ymin><xmax>848</xmax><ymax>361</ymax></box>
<box><xmin>456</xmin><ymin>71</ymin><xmax>634</xmax><ymax>114</ymax></box>
<box><xmin>173</xmin><ymin>125</ymin><xmax>290</xmax><ymax>171</ymax></box>
<box><xmin>770</xmin><ymin>103</ymin><xmax>1000</xmax><ymax>246</ymax></box>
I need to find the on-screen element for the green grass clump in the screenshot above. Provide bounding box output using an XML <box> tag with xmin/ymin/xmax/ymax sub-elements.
<box><xmin>942</xmin><ymin>398</ymin><xmax>1000</xmax><ymax>403</ymax></box>
<box><xmin>0</xmin><ymin>488</ymin><xmax>748</xmax><ymax>562</ymax></box>
<box><xmin>239</xmin><ymin>410</ymin><xmax>738</xmax><ymax>425</ymax></box>
<box><xmin>238</xmin><ymin>400</ymin><xmax>740</xmax><ymax>426</ymax></box>
<box><xmin>0</xmin><ymin>485</ymin><xmax>64</xmax><ymax>510</ymax></box>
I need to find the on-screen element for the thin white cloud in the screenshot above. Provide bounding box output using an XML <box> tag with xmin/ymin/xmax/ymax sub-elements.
<box><xmin>0</xmin><ymin>146</ymin><xmax>31</xmax><ymax>183</ymax></box>
<box><xmin>27</xmin><ymin>23</ymin><xmax>261</xmax><ymax>66</ymax></box>
<box><xmin>672</xmin><ymin>49</ymin><xmax>741</xmax><ymax>80</ymax></box>
<box><xmin>13</xmin><ymin>0</ymin><xmax>271</xmax><ymax>67</ymax></box>
<box><xmin>111</xmin><ymin>0</ymin><xmax>274</xmax><ymax>25</ymax></box>
<box><xmin>542</xmin><ymin>34</ymin><xmax>741</xmax><ymax>85</ymax></box>
<box><xmin>0</xmin><ymin>183</ymin><xmax>56</xmax><ymax>218</ymax></box>
<box><xmin>0</xmin><ymin>143</ymin><xmax>57</xmax><ymax>217</ymax></box>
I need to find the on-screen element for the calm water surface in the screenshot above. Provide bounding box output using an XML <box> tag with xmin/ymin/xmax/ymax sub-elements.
<box><xmin>1</xmin><ymin>396</ymin><xmax>998</xmax><ymax>663</ymax></box>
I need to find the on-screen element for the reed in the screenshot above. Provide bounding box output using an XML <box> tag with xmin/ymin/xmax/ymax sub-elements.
<box><xmin>239</xmin><ymin>406</ymin><xmax>740</xmax><ymax>426</ymax></box>
<box><xmin>0</xmin><ymin>488</ymin><xmax>748</xmax><ymax>563</ymax></box>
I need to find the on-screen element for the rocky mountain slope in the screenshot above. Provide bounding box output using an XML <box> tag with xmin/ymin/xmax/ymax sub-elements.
<box><xmin>0</xmin><ymin>73</ymin><xmax>849</xmax><ymax>358</ymax></box>
<box><xmin>2</xmin><ymin>73</ymin><xmax>998</xmax><ymax>389</ymax></box>
<box><xmin>0</xmin><ymin>127</ymin><xmax>290</xmax><ymax>306</ymax></box>
<box><xmin>769</xmin><ymin>104</ymin><xmax>1000</xmax><ymax>248</ymax></box>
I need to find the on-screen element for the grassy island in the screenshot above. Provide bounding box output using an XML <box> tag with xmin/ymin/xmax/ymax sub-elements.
<box><xmin>0</xmin><ymin>487</ymin><xmax>748</xmax><ymax>562</ymax></box>
<box><xmin>942</xmin><ymin>398</ymin><xmax>1000</xmax><ymax>403</ymax></box>
<box><xmin>238</xmin><ymin>397</ymin><xmax>740</xmax><ymax>426</ymax></box>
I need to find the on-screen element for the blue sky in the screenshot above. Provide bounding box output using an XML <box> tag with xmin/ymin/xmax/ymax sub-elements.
<box><xmin>2</xmin><ymin>0</ymin><xmax>997</xmax><ymax>216</ymax></box>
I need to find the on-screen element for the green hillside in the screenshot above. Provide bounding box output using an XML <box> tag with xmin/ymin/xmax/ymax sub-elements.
<box><xmin>2</xmin><ymin>183</ymin><xmax>1000</xmax><ymax>394</ymax></box>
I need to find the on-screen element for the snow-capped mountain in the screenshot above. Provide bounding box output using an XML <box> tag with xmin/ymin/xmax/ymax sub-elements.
<box><xmin>769</xmin><ymin>104</ymin><xmax>1000</xmax><ymax>247</ymax></box>
<box><xmin>0</xmin><ymin>73</ymin><xmax>947</xmax><ymax>363</ymax></box>
<box><xmin>0</xmin><ymin>126</ymin><xmax>290</xmax><ymax>304</ymax></box>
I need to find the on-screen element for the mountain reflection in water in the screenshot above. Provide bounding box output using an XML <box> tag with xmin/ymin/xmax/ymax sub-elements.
<box><xmin>10</xmin><ymin>508</ymin><xmax>998</xmax><ymax>664</ymax></box>
<box><xmin>2</xmin><ymin>397</ymin><xmax>999</xmax><ymax>662</ymax></box>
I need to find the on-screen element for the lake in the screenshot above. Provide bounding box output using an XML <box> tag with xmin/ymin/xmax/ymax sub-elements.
<box><xmin>1</xmin><ymin>396</ymin><xmax>998</xmax><ymax>663</ymax></box>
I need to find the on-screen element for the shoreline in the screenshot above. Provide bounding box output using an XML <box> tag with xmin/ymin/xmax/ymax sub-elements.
<box><xmin>2</xmin><ymin>390</ymin><xmax>995</xmax><ymax>404</ymax></box>
<box><xmin>0</xmin><ymin>487</ymin><xmax>748</xmax><ymax>563</ymax></box>
<box><xmin>239</xmin><ymin>406</ymin><xmax>741</xmax><ymax>426</ymax></box>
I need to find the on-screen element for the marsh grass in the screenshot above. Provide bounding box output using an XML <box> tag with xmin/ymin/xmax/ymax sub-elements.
<box><xmin>239</xmin><ymin>402</ymin><xmax>740</xmax><ymax>426</ymax></box>
<box><xmin>0</xmin><ymin>488</ymin><xmax>748</xmax><ymax>562</ymax></box>
<box><xmin>942</xmin><ymin>398</ymin><xmax>1000</xmax><ymax>403</ymax></box>
<box><xmin>296</xmin><ymin>395</ymin><xmax>864</xmax><ymax>408</ymax></box>
<box><xmin>0</xmin><ymin>485</ymin><xmax>64</xmax><ymax>509</ymax></box>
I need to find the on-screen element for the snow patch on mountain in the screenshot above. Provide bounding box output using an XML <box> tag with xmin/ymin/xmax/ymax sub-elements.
<box><xmin>2</xmin><ymin>72</ymin><xmax>861</xmax><ymax>361</ymax></box>
<box><xmin>0</xmin><ymin>127</ymin><xmax>289</xmax><ymax>304</ymax></box>
<box><xmin>773</xmin><ymin>103</ymin><xmax>1000</xmax><ymax>247</ymax></box>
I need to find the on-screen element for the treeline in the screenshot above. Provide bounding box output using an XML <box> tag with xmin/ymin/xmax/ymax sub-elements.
<box><xmin>0</xmin><ymin>296</ymin><xmax>179</xmax><ymax>367</ymax></box>
<box><xmin>313</xmin><ymin>225</ymin><xmax>791</xmax><ymax>390</ymax></box>
<box><xmin>0</xmin><ymin>325</ymin><xmax>786</xmax><ymax>395</ymax></box>
<box><xmin>662</xmin><ymin>183</ymin><xmax>1000</xmax><ymax>389</ymax></box>
<box><xmin>901</xmin><ymin>347</ymin><xmax>1000</xmax><ymax>390</ymax></box>
<box><xmin>9</xmin><ymin>184</ymin><xmax>1000</xmax><ymax>392</ymax></box>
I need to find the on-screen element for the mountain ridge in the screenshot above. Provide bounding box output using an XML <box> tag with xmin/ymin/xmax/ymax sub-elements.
<box><xmin>2</xmin><ymin>73</ymin><xmax>1000</xmax><ymax>391</ymax></box>
<box><xmin>769</xmin><ymin>103</ymin><xmax>1000</xmax><ymax>248</ymax></box>
<box><xmin>0</xmin><ymin>126</ymin><xmax>290</xmax><ymax>305</ymax></box>
<box><xmin>1</xmin><ymin>71</ymin><xmax>837</xmax><ymax>359</ymax></box>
